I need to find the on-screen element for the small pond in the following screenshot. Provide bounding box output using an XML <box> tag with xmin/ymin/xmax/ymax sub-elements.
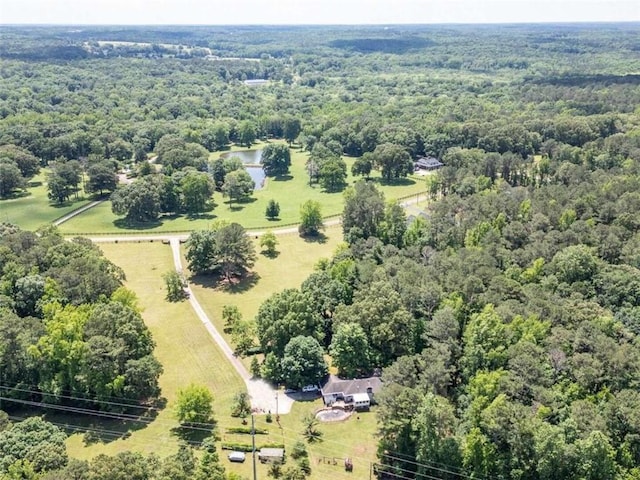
<box><xmin>316</xmin><ymin>408</ymin><xmax>351</xmax><ymax>423</ymax></box>
<box><xmin>246</xmin><ymin>167</ymin><xmax>266</xmax><ymax>190</ymax></box>
<box><xmin>221</xmin><ymin>149</ymin><xmax>263</xmax><ymax>165</ymax></box>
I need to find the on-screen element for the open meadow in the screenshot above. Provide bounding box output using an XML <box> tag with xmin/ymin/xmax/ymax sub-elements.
<box><xmin>56</xmin><ymin>142</ymin><xmax>427</xmax><ymax>235</ymax></box>
<box><xmin>61</xmin><ymin>232</ymin><xmax>378</xmax><ymax>479</ymax></box>
<box><xmin>0</xmin><ymin>171</ymin><xmax>92</xmax><ymax>231</ymax></box>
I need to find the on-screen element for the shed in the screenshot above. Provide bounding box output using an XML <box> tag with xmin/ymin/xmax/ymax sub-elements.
<box><xmin>258</xmin><ymin>448</ymin><xmax>285</xmax><ymax>463</ymax></box>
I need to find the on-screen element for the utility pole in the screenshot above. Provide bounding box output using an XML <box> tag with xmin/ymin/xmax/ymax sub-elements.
<box><xmin>251</xmin><ymin>414</ymin><xmax>258</xmax><ymax>480</ymax></box>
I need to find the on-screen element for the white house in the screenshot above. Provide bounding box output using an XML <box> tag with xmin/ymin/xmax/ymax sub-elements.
<box><xmin>320</xmin><ymin>375</ymin><xmax>382</xmax><ymax>407</ymax></box>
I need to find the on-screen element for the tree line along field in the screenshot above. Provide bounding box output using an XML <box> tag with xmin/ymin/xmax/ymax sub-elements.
<box><xmin>1</xmin><ymin>22</ymin><xmax>640</xmax><ymax>480</ymax></box>
<box><xmin>52</xmin><ymin>142</ymin><xmax>428</xmax><ymax>235</ymax></box>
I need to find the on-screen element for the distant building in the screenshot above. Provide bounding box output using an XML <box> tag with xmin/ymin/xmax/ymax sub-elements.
<box><xmin>244</xmin><ymin>79</ymin><xmax>269</xmax><ymax>86</ymax></box>
<box><xmin>320</xmin><ymin>375</ymin><xmax>383</xmax><ymax>407</ymax></box>
<box><xmin>415</xmin><ymin>156</ymin><xmax>444</xmax><ymax>170</ymax></box>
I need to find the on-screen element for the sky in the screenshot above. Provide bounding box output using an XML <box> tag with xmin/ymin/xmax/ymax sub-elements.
<box><xmin>1</xmin><ymin>0</ymin><xmax>639</xmax><ymax>25</ymax></box>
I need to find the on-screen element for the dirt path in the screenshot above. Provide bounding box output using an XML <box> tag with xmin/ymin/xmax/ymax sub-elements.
<box><xmin>81</xmin><ymin>192</ymin><xmax>430</xmax><ymax>414</ymax></box>
<box><xmin>53</xmin><ymin>200</ymin><xmax>105</xmax><ymax>226</ymax></box>
<box><xmin>169</xmin><ymin>238</ymin><xmax>294</xmax><ymax>415</ymax></box>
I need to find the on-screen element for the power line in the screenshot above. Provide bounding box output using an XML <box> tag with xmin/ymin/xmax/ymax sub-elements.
<box><xmin>0</xmin><ymin>396</ymin><xmax>216</xmax><ymax>434</ymax></box>
<box><xmin>6</xmin><ymin>414</ymin><xmax>201</xmax><ymax>449</ymax></box>
<box><xmin>0</xmin><ymin>383</ymin><xmax>219</xmax><ymax>429</ymax></box>
<box><xmin>3</xmin><ymin>384</ymin><xmax>484</xmax><ymax>479</ymax></box>
<box><xmin>253</xmin><ymin>417</ymin><xmax>483</xmax><ymax>480</ymax></box>
<box><xmin>377</xmin><ymin>460</ymin><xmax>471</xmax><ymax>480</ymax></box>
<box><xmin>382</xmin><ymin>452</ymin><xmax>486</xmax><ymax>480</ymax></box>
<box><xmin>0</xmin><ymin>383</ymin><xmax>162</xmax><ymax>412</ymax></box>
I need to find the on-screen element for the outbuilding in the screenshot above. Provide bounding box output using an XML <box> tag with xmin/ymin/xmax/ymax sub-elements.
<box><xmin>414</xmin><ymin>156</ymin><xmax>444</xmax><ymax>170</ymax></box>
<box><xmin>258</xmin><ymin>448</ymin><xmax>285</xmax><ymax>464</ymax></box>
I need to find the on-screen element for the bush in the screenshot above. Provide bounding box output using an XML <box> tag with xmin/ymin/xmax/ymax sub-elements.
<box><xmin>221</xmin><ymin>442</ymin><xmax>253</xmax><ymax>452</ymax></box>
<box><xmin>226</xmin><ymin>427</ymin><xmax>269</xmax><ymax>435</ymax></box>
<box><xmin>221</xmin><ymin>441</ymin><xmax>284</xmax><ymax>451</ymax></box>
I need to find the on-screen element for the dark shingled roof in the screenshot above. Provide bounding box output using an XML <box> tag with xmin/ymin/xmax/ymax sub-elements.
<box><xmin>415</xmin><ymin>156</ymin><xmax>444</xmax><ymax>168</ymax></box>
<box><xmin>320</xmin><ymin>375</ymin><xmax>383</xmax><ymax>397</ymax></box>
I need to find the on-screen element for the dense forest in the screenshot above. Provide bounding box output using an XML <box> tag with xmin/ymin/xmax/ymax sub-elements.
<box><xmin>0</xmin><ymin>22</ymin><xmax>639</xmax><ymax>480</ymax></box>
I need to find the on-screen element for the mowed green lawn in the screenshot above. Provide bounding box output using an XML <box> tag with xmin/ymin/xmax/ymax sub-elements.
<box><xmin>0</xmin><ymin>172</ymin><xmax>92</xmax><ymax>231</ymax></box>
<box><xmin>57</xmin><ymin>142</ymin><xmax>427</xmax><ymax>235</ymax></box>
<box><xmin>184</xmin><ymin>225</ymin><xmax>379</xmax><ymax>478</ymax></box>
<box><xmin>64</xmin><ymin>232</ymin><xmax>379</xmax><ymax>479</ymax></box>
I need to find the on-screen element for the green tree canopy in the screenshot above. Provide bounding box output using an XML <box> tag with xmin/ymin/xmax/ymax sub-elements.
<box><xmin>298</xmin><ymin>200</ymin><xmax>323</xmax><ymax>237</ymax></box>
<box><xmin>110</xmin><ymin>178</ymin><xmax>161</xmax><ymax>222</ymax></box>
<box><xmin>329</xmin><ymin>322</ymin><xmax>372</xmax><ymax>378</ymax></box>
<box><xmin>0</xmin><ymin>417</ymin><xmax>68</xmax><ymax>474</ymax></box>
<box><xmin>222</xmin><ymin>169</ymin><xmax>254</xmax><ymax>206</ymax></box>
<box><xmin>342</xmin><ymin>180</ymin><xmax>386</xmax><ymax>243</ymax></box>
<box><xmin>86</xmin><ymin>161</ymin><xmax>118</xmax><ymax>196</ymax></box>
<box><xmin>256</xmin><ymin>289</ymin><xmax>324</xmax><ymax>358</ymax></box>
<box><xmin>261</xmin><ymin>144</ymin><xmax>291</xmax><ymax>176</ymax></box>
<box><xmin>175</xmin><ymin>384</ymin><xmax>214</xmax><ymax>426</ymax></box>
<box><xmin>281</xmin><ymin>335</ymin><xmax>328</xmax><ymax>389</ymax></box>
<box><xmin>372</xmin><ymin>143</ymin><xmax>414</xmax><ymax>182</ymax></box>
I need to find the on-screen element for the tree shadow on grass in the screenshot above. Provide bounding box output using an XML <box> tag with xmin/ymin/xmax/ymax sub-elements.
<box><xmin>371</xmin><ymin>177</ymin><xmax>417</xmax><ymax>187</ymax></box>
<box><xmin>1</xmin><ymin>190</ymin><xmax>31</xmax><ymax>200</ymax></box>
<box><xmin>301</xmin><ymin>233</ymin><xmax>328</xmax><ymax>244</ymax></box>
<box><xmin>272</xmin><ymin>174</ymin><xmax>294</xmax><ymax>182</ymax></box>
<box><xmin>113</xmin><ymin>218</ymin><xmax>163</xmax><ymax>230</ymax></box>
<box><xmin>171</xmin><ymin>423</ymin><xmax>216</xmax><ymax>444</ymax></box>
<box><xmin>223</xmin><ymin>272</ymin><xmax>261</xmax><ymax>294</ymax></box>
<box><xmin>38</xmin><ymin>405</ymin><xmax>161</xmax><ymax>445</ymax></box>
<box><xmin>185</xmin><ymin>212</ymin><xmax>217</xmax><ymax>221</ymax></box>
<box><xmin>260</xmin><ymin>250</ymin><xmax>280</xmax><ymax>259</ymax></box>
<box><xmin>189</xmin><ymin>271</ymin><xmax>261</xmax><ymax>294</ymax></box>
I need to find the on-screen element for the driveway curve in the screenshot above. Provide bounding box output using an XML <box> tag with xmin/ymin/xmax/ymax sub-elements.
<box><xmin>79</xmin><ymin>192</ymin><xmax>430</xmax><ymax>414</ymax></box>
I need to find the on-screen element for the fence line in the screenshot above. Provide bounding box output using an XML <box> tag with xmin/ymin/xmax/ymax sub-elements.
<box><xmin>60</xmin><ymin>190</ymin><xmax>429</xmax><ymax>238</ymax></box>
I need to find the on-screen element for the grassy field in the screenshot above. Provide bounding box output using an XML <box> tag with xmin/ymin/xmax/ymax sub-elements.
<box><xmin>66</xmin><ymin>242</ymin><xmax>246</xmax><ymax>460</ymax></box>
<box><xmin>57</xmin><ymin>142</ymin><xmax>427</xmax><ymax>235</ymax></box>
<box><xmin>189</xmin><ymin>224</ymin><xmax>345</xmax><ymax>370</ymax></box>
<box><xmin>62</xmin><ymin>232</ymin><xmax>378</xmax><ymax>479</ymax></box>
<box><xmin>0</xmin><ymin>172</ymin><xmax>92</xmax><ymax>231</ymax></box>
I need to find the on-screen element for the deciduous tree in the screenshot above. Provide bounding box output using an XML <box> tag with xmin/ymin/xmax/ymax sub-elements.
<box><xmin>298</xmin><ymin>200</ymin><xmax>323</xmax><ymax>237</ymax></box>
<box><xmin>261</xmin><ymin>144</ymin><xmax>291</xmax><ymax>176</ymax></box>
<box><xmin>175</xmin><ymin>384</ymin><xmax>214</xmax><ymax>426</ymax></box>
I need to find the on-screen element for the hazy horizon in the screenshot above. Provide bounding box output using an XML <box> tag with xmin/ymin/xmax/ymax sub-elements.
<box><xmin>2</xmin><ymin>0</ymin><xmax>639</xmax><ymax>26</ymax></box>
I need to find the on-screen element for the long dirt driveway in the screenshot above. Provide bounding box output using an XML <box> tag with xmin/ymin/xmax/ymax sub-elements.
<box><xmin>78</xmin><ymin>191</ymin><xmax>429</xmax><ymax>414</ymax></box>
<box><xmin>168</xmin><ymin>238</ymin><xmax>293</xmax><ymax>414</ymax></box>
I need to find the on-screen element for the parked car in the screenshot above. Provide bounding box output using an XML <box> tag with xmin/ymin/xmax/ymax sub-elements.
<box><xmin>228</xmin><ymin>451</ymin><xmax>246</xmax><ymax>463</ymax></box>
<box><xmin>302</xmin><ymin>384</ymin><xmax>319</xmax><ymax>393</ymax></box>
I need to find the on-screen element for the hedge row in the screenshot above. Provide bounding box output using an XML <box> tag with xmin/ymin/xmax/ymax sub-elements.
<box><xmin>221</xmin><ymin>442</ymin><xmax>285</xmax><ymax>452</ymax></box>
<box><xmin>226</xmin><ymin>427</ymin><xmax>269</xmax><ymax>435</ymax></box>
